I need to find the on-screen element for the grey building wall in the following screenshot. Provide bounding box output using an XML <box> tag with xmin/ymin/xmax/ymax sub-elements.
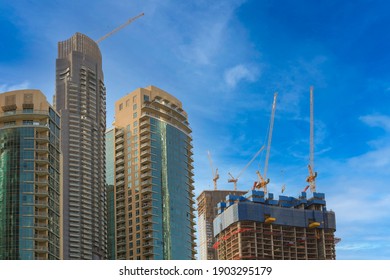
<box><xmin>55</xmin><ymin>33</ymin><xmax>107</xmax><ymax>259</ymax></box>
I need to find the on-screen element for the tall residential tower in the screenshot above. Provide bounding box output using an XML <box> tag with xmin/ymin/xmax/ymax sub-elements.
<box><xmin>0</xmin><ymin>90</ymin><xmax>61</xmax><ymax>260</ymax></box>
<box><xmin>113</xmin><ymin>86</ymin><xmax>196</xmax><ymax>260</ymax></box>
<box><xmin>197</xmin><ymin>190</ymin><xmax>246</xmax><ymax>260</ymax></box>
<box><xmin>55</xmin><ymin>33</ymin><xmax>107</xmax><ymax>259</ymax></box>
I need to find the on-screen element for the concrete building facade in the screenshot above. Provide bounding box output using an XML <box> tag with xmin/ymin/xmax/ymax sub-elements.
<box><xmin>213</xmin><ymin>190</ymin><xmax>337</xmax><ymax>260</ymax></box>
<box><xmin>0</xmin><ymin>89</ymin><xmax>61</xmax><ymax>259</ymax></box>
<box><xmin>113</xmin><ymin>86</ymin><xmax>196</xmax><ymax>259</ymax></box>
<box><xmin>54</xmin><ymin>32</ymin><xmax>107</xmax><ymax>259</ymax></box>
<box><xmin>105</xmin><ymin>128</ymin><xmax>116</xmax><ymax>259</ymax></box>
<box><xmin>197</xmin><ymin>190</ymin><xmax>246</xmax><ymax>260</ymax></box>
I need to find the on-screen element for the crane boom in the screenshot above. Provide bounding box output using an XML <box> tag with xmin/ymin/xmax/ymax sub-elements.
<box><xmin>264</xmin><ymin>92</ymin><xmax>278</xmax><ymax>179</ymax></box>
<box><xmin>96</xmin><ymin>12</ymin><xmax>144</xmax><ymax>43</ymax></box>
<box><xmin>227</xmin><ymin>145</ymin><xmax>265</xmax><ymax>191</ymax></box>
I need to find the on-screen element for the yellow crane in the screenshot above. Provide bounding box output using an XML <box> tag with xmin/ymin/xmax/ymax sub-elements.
<box><xmin>207</xmin><ymin>151</ymin><xmax>219</xmax><ymax>190</ymax></box>
<box><xmin>254</xmin><ymin>92</ymin><xmax>277</xmax><ymax>194</ymax></box>
<box><xmin>96</xmin><ymin>12</ymin><xmax>145</xmax><ymax>44</ymax></box>
<box><xmin>306</xmin><ymin>86</ymin><xmax>318</xmax><ymax>193</ymax></box>
<box><xmin>228</xmin><ymin>145</ymin><xmax>265</xmax><ymax>191</ymax></box>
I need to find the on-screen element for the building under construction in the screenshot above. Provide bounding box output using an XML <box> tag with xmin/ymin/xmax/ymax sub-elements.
<box><xmin>197</xmin><ymin>190</ymin><xmax>247</xmax><ymax>260</ymax></box>
<box><xmin>213</xmin><ymin>190</ymin><xmax>336</xmax><ymax>260</ymax></box>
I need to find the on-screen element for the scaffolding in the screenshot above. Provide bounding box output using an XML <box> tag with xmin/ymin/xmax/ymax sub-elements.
<box><xmin>213</xmin><ymin>190</ymin><xmax>337</xmax><ymax>260</ymax></box>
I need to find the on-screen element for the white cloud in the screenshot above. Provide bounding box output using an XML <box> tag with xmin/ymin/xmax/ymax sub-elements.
<box><xmin>360</xmin><ymin>114</ymin><xmax>390</xmax><ymax>132</ymax></box>
<box><xmin>177</xmin><ymin>0</ymin><xmax>247</xmax><ymax>65</ymax></box>
<box><xmin>0</xmin><ymin>81</ymin><xmax>30</xmax><ymax>93</ymax></box>
<box><xmin>224</xmin><ymin>64</ymin><xmax>259</xmax><ymax>88</ymax></box>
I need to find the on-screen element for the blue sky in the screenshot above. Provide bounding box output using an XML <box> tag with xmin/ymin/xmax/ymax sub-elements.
<box><xmin>1</xmin><ymin>0</ymin><xmax>390</xmax><ymax>260</ymax></box>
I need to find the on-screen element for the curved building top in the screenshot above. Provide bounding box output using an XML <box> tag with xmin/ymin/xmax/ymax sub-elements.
<box><xmin>58</xmin><ymin>32</ymin><xmax>102</xmax><ymax>64</ymax></box>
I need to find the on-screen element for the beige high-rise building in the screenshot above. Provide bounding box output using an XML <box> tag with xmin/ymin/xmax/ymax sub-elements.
<box><xmin>54</xmin><ymin>33</ymin><xmax>107</xmax><ymax>259</ymax></box>
<box><xmin>197</xmin><ymin>190</ymin><xmax>247</xmax><ymax>260</ymax></box>
<box><xmin>0</xmin><ymin>89</ymin><xmax>61</xmax><ymax>259</ymax></box>
<box><xmin>113</xmin><ymin>85</ymin><xmax>196</xmax><ymax>260</ymax></box>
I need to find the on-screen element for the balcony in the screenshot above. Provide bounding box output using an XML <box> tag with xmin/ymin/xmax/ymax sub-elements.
<box><xmin>115</xmin><ymin>151</ymin><xmax>124</xmax><ymax>159</ymax></box>
<box><xmin>35</xmin><ymin>179</ymin><xmax>48</xmax><ymax>186</ymax></box>
<box><xmin>35</xmin><ymin>145</ymin><xmax>48</xmax><ymax>153</ymax></box>
<box><xmin>141</xmin><ymin>187</ymin><xmax>153</xmax><ymax>194</ymax></box>
<box><xmin>115</xmin><ymin>143</ymin><xmax>124</xmax><ymax>151</ymax></box>
<box><xmin>35</xmin><ymin>135</ymin><xmax>49</xmax><ymax>143</ymax></box>
<box><xmin>115</xmin><ymin>129</ymin><xmax>124</xmax><ymax>137</ymax></box>
<box><xmin>140</xmin><ymin>128</ymin><xmax>150</xmax><ymax>136</ymax></box>
<box><xmin>35</xmin><ymin>156</ymin><xmax>49</xmax><ymax>163</ymax></box>
<box><xmin>140</xmin><ymin>164</ymin><xmax>151</xmax><ymax>172</ymax></box>
<box><xmin>140</xmin><ymin>172</ymin><xmax>151</xmax><ymax>179</ymax></box>
<box><xmin>35</xmin><ymin>189</ymin><xmax>48</xmax><ymax>197</ymax></box>
<box><xmin>35</xmin><ymin>167</ymin><xmax>49</xmax><ymax>175</ymax></box>
<box><xmin>116</xmin><ymin>136</ymin><xmax>124</xmax><ymax>144</ymax></box>
<box><xmin>140</xmin><ymin>157</ymin><xmax>151</xmax><ymax>164</ymax></box>
<box><xmin>140</xmin><ymin>149</ymin><xmax>150</xmax><ymax>157</ymax></box>
<box><xmin>140</xmin><ymin>135</ymin><xmax>150</xmax><ymax>143</ymax></box>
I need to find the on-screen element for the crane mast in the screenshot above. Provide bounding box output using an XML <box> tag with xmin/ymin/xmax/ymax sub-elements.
<box><xmin>254</xmin><ymin>92</ymin><xmax>277</xmax><ymax>194</ymax></box>
<box><xmin>96</xmin><ymin>12</ymin><xmax>144</xmax><ymax>43</ymax></box>
<box><xmin>208</xmin><ymin>151</ymin><xmax>219</xmax><ymax>190</ymax></box>
<box><xmin>264</xmin><ymin>92</ymin><xmax>278</xmax><ymax>179</ymax></box>
<box><xmin>306</xmin><ymin>86</ymin><xmax>317</xmax><ymax>192</ymax></box>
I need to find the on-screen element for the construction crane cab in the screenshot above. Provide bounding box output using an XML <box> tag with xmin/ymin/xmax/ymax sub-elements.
<box><xmin>306</xmin><ymin>164</ymin><xmax>317</xmax><ymax>192</ymax></box>
<box><xmin>253</xmin><ymin>170</ymin><xmax>270</xmax><ymax>193</ymax></box>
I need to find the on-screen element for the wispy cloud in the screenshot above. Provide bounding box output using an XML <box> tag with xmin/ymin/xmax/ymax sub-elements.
<box><xmin>360</xmin><ymin>114</ymin><xmax>390</xmax><ymax>132</ymax></box>
<box><xmin>224</xmin><ymin>64</ymin><xmax>260</xmax><ymax>88</ymax></box>
<box><xmin>177</xmin><ymin>0</ymin><xmax>247</xmax><ymax>65</ymax></box>
<box><xmin>0</xmin><ymin>81</ymin><xmax>30</xmax><ymax>93</ymax></box>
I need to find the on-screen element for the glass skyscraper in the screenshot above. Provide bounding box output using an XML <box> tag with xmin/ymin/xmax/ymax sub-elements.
<box><xmin>0</xmin><ymin>89</ymin><xmax>61</xmax><ymax>260</ymax></box>
<box><xmin>113</xmin><ymin>86</ymin><xmax>196</xmax><ymax>259</ymax></box>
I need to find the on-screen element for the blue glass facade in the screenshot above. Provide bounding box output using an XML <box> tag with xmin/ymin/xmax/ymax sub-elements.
<box><xmin>149</xmin><ymin>118</ymin><xmax>194</xmax><ymax>259</ymax></box>
<box><xmin>0</xmin><ymin>105</ymin><xmax>60</xmax><ymax>260</ymax></box>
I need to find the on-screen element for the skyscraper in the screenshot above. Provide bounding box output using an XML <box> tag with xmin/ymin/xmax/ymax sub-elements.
<box><xmin>113</xmin><ymin>85</ymin><xmax>196</xmax><ymax>260</ymax></box>
<box><xmin>0</xmin><ymin>89</ymin><xmax>61</xmax><ymax>260</ymax></box>
<box><xmin>55</xmin><ymin>32</ymin><xmax>107</xmax><ymax>259</ymax></box>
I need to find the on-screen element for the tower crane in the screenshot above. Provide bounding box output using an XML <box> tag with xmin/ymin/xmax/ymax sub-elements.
<box><xmin>207</xmin><ymin>151</ymin><xmax>219</xmax><ymax>190</ymax></box>
<box><xmin>228</xmin><ymin>145</ymin><xmax>265</xmax><ymax>191</ymax></box>
<box><xmin>306</xmin><ymin>86</ymin><xmax>318</xmax><ymax>193</ymax></box>
<box><xmin>96</xmin><ymin>12</ymin><xmax>145</xmax><ymax>44</ymax></box>
<box><xmin>253</xmin><ymin>92</ymin><xmax>277</xmax><ymax>194</ymax></box>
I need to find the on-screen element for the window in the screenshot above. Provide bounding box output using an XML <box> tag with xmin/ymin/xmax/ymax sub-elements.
<box><xmin>133</xmin><ymin>112</ymin><xmax>137</xmax><ymax>118</ymax></box>
<box><xmin>144</xmin><ymin>95</ymin><xmax>150</xmax><ymax>101</ymax></box>
<box><xmin>133</xmin><ymin>103</ymin><xmax>137</xmax><ymax>110</ymax></box>
<box><xmin>23</xmin><ymin>120</ymin><xmax>33</xmax><ymax>125</ymax></box>
<box><xmin>4</xmin><ymin>121</ymin><xmax>15</xmax><ymax>126</ymax></box>
<box><xmin>119</xmin><ymin>103</ymin><xmax>123</xmax><ymax>111</ymax></box>
<box><xmin>133</xmin><ymin>121</ymin><xmax>138</xmax><ymax>127</ymax></box>
<box><xmin>23</xmin><ymin>108</ymin><xmax>34</xmax><ymax>113</ymax></box>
